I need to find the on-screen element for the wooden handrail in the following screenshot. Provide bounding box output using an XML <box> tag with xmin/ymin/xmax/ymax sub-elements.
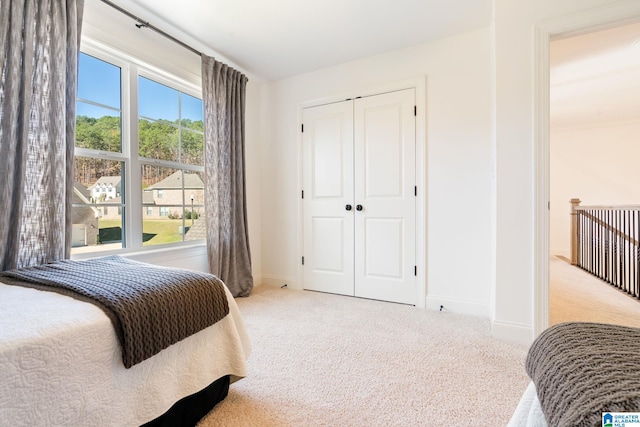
<box><xmin>575</xmin><ymin>205</ymin><xmax>640</xmax><ymax>211</ymax></box>
<box><xmin>570</xmin><ymin>199</ymin><xmax>639</xmax><ymax>265</ymax></box>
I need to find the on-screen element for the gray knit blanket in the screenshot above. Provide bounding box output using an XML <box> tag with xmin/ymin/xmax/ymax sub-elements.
<box><xmin>526</xmin><ymin>322</ymin><xmax>640</xmax><ymax>427</ymax></box>
<box><xmin>0</xmin><ymin>256</ymin><xmax>229</xmax><ymax>368</ymax></box>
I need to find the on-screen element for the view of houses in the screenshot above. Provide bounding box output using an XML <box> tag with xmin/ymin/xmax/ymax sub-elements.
<box><xmin>71</xmin><ymin>170</ymin><xmax>204</xmax><ymax>248</ymax></box>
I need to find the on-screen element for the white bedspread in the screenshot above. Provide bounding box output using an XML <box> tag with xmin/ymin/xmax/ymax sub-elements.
<box><xmin>0</xmin><ymin>281</ymin><xmax>251</xmax><ymax>426</ymax></box>
<box><xmin>507</xmin><ymin>382</ymin><xmax>548</xmax><ymax>427</ymax></box>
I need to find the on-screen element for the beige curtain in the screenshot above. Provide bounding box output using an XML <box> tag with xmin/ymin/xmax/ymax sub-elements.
<box><xmin>0</xmin><ymin>0</ymin><xmax>84</xmax><ymax>270</ymax></box>
<box><xmin>201</xmin><ymin>54</ymin><xmax>253</xmax><ymax>297</ymax></box>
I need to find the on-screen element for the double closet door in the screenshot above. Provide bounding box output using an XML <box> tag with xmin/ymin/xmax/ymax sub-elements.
<box><xmin>302</xmin><ymin>89</ymin><xmax>416</xmax><ymax>305</ymax></box>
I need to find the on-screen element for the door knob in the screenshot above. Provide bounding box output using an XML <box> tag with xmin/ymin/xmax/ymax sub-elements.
<box><xmin>356</xmin><ymin>205</ymin><xmax>363</xmax><ymax>211</ymax></box>
<box><xmin>345</xmin><ymin>204</ymin><xmax>352</xmax><ymax>211</ymax></box>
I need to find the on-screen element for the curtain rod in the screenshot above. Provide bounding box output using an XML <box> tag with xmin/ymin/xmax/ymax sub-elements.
<box><xmin>100</xmin><ymin>0</ymin><xmax>202</xmax><ymax>56</ymax></box>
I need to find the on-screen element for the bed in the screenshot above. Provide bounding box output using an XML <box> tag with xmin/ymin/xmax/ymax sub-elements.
<box><xmin>0</xmin><ymin>256</ymin><xmax>251</xmax><ymax>426</ymax></box>
<box><xmin>508</xmin><ymin>322</ymin><xmax>640</xmax><ymax>427</ymax></box>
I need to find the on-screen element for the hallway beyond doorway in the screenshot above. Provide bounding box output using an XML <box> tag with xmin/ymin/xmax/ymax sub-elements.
<box><xmin>550</xmin><ymin>256</ymin><xmax>640</xmax><ymax>328</ymax></box>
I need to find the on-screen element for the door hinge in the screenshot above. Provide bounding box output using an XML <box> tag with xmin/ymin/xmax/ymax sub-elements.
<box><xmin>414</xmin><ymin>266</ymin><xmax>417</xmax><ymax>276</ymax></box>
<box><xmin>414</xmin><ymin>186</ymin><xmax>417</xmax><ymax>196</ymax></box>
<box><xmin>301</xmin><ymin>190</ymin><xmax>304</xmax><ymax>199</ymax></box>
<box><xmin>302</xmin><ymin>256</ymin><xmax>305</xmax><ymax>265</ymax></box>
<box><xmin>301</xmin><ymin>124</ymin><xmax>304</xmax><ymax>132</ymax></box>
<box><xmin>414</xmin><ymin>106</ymin><xmax>417</xmax><ymax>116</ymax></box>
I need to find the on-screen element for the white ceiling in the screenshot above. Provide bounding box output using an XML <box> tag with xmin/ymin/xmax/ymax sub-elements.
<box><xmin>108</xmin><ymin>0</ymin><xmax>493</xmax><ymax>81</ymax></box>
<box><xmin>88</xmin><ymin>2</ymin><xmax>640</xmax><ymax>127</ymax></box>
<box><xmin>550</xmin><ymin>22</ymin><xmax>640</xmax><ymax>128</ymax></box>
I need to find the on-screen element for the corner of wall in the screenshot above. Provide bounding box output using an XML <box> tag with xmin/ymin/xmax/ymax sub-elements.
<box><xmin>489</xmin><ymin>3</ymin><xmax>498</xmax><ymax>326</ymax></box>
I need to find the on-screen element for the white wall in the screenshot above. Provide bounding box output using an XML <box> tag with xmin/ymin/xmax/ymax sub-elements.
<box><xmin>82</xmin><ymin>0</ymin><xmax>640</xmax><ymax>345</ymax></box>
<box><xmin>81</xmin><ymin>1</ymin><xmax>263</xmax><ymax>281</ymax></box>
<box><xmin>550</xmin><ymin>121</ymin><xmax>640</xmax><ymax>257</ymax></box>
<box><xmin>260</xmin><ymin>28</ymin><xmax>494</xmax><ymax>315</ymax></box>
<box><xmin>492</xmin><ymin>0</ymin><xmax>637</xmax><ymax>343</ymax></box>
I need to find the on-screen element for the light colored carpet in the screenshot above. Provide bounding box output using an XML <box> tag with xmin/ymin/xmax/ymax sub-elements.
<box><xmin>199</xmin><ymin>285</ymin><xmax>530</xmax><ymax>427</ymax></box>
<box><xmin>550</xmin><ymin>255</ymin><xmax>640</xmax><ymax>328</ymax></box>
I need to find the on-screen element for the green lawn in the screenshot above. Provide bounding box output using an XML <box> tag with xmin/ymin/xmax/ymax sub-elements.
<box><xmin>99</xmin><ymin>219</ymin><xmax>187</xmax><ymax>246</ymax></box>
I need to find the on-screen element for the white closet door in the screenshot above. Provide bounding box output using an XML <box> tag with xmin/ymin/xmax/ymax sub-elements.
<box><xmin>302</xmin><ymin>101</ymin><xmax>355</xmax><ymax>296</ymax></box>
<box><xmin>354</xmin><ymin>89</ymin><xmax>416</xmax><ymax>304</ymax></box>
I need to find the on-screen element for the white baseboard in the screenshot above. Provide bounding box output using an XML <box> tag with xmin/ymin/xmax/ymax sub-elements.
<box><xmin>261</xmin><ymin>274</ymin><xmax>297</xmax><ymax>289</ymax></box>
<box><xmin>550</xmin><ymin>248</ymin><xmax>569</xmax><ymax>259</ymax></box>
<box><xmin>426</xmin><ymin>296</ymin><xmax>490</xmax><ymax>318</ymax></box>
<box><xmin>491</xmin><ymin>320</ymin><xmax>534</xmax><ymax>346</ymax></box>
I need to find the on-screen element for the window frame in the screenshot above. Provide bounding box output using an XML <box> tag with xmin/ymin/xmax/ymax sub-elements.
<box><xmin>73</xmin><ymin>39</ymin><xmax>205</xmax><ymax>259</ymax></box>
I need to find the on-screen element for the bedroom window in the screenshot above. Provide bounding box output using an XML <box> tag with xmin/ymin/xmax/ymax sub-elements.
<box><xmin>72</xmin><ymin>44</ymin><xmax>205</xmax><ymax>256</ymax></box>
<box><xmin>139</xmin><ymin>77</ymin><xmax>205</xmax><ymax>247</ymax></box>
<box><xmin>73</xmin><ymin>53</ymin><xmax>124</xmax><ymax>252</ymax></box>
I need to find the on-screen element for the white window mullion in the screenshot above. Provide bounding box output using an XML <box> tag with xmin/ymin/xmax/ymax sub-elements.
<box><xmin>126</xmin><ymin>64</ymin><xmax>142</xmax><ymax>249</ymax></box>
<box><xmin>139</xmin><ymin>157</ymin><xmax>204</xmax><ymax>174</ymax></box>
<box><xmin>73</xmin><ymin>148</ymin><xmax>128</xmax><ymax>162</ymax></box>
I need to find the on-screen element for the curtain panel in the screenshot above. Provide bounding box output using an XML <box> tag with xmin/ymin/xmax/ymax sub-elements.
<box><xmin>201</xmin><ymin>54</ymin><xmax>253</xmax><ymax>297</ymax></box>
<box><xmin>0</xmin><ymin>0</ymin><xmax>84</xmax><ymax>271</ymax></box>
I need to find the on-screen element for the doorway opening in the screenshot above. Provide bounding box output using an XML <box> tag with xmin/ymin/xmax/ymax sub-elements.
<box><xmin>534</xmin><ymin>6</ymin><xmax>640</xmax><ymax>336</ymax></box>
<box><xmin>549</xmin><ymin>22</ymin><xmax>640</xmax><ymax>328</ymax></box>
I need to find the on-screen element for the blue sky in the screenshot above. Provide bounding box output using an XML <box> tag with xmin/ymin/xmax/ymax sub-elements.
<box><xmin>77</xmin><ymin>53</ymin><xmax>203</xmax><ymax>122</ymax></box>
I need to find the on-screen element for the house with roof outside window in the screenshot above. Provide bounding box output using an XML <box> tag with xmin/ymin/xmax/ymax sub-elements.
<box><xmin>89</xmin><ymin>176</ymin><xmax>121</xmax><ymax>203</ymax></box>
<box><xmin>87</xmin><ymin>176</ymin><xmax>123</xmax><ymax>220</ymax></box>
<box><xmin>71</xmin><ymin>182</ymin><xmax>100</xmax><ymax>247</ymax></box>
<box><xmin>143</xmin><ymin>171</ymin><xmax>204</xmax><ymax>220</ymax></box>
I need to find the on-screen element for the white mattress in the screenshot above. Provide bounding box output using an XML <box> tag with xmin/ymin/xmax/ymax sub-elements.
<box><xmin>507</xmin><ymin>382</ymin><xmax>548</xmax><ymax>427</ymax></box>
<box><xmin>0</xmin><ymin>281</ymin><xmax>251</xmax><ymax>426</ymax></box>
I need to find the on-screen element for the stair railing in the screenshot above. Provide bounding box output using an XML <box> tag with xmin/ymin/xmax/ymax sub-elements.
<box><xmin>570</xmin><ymin>198</ymin><xmax>640</xmax><ymax>299</ymax></box>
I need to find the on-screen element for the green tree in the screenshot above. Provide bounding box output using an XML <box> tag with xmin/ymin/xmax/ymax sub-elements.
<box><xmin>75</xmin><ymin>115</ymin><xmax>122</xmax><ymax>186</ymax></box>
<box><xmin>75</xmin><ymin>115</ymin><xmax>204</xmax><ymax>188</ymax></box>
